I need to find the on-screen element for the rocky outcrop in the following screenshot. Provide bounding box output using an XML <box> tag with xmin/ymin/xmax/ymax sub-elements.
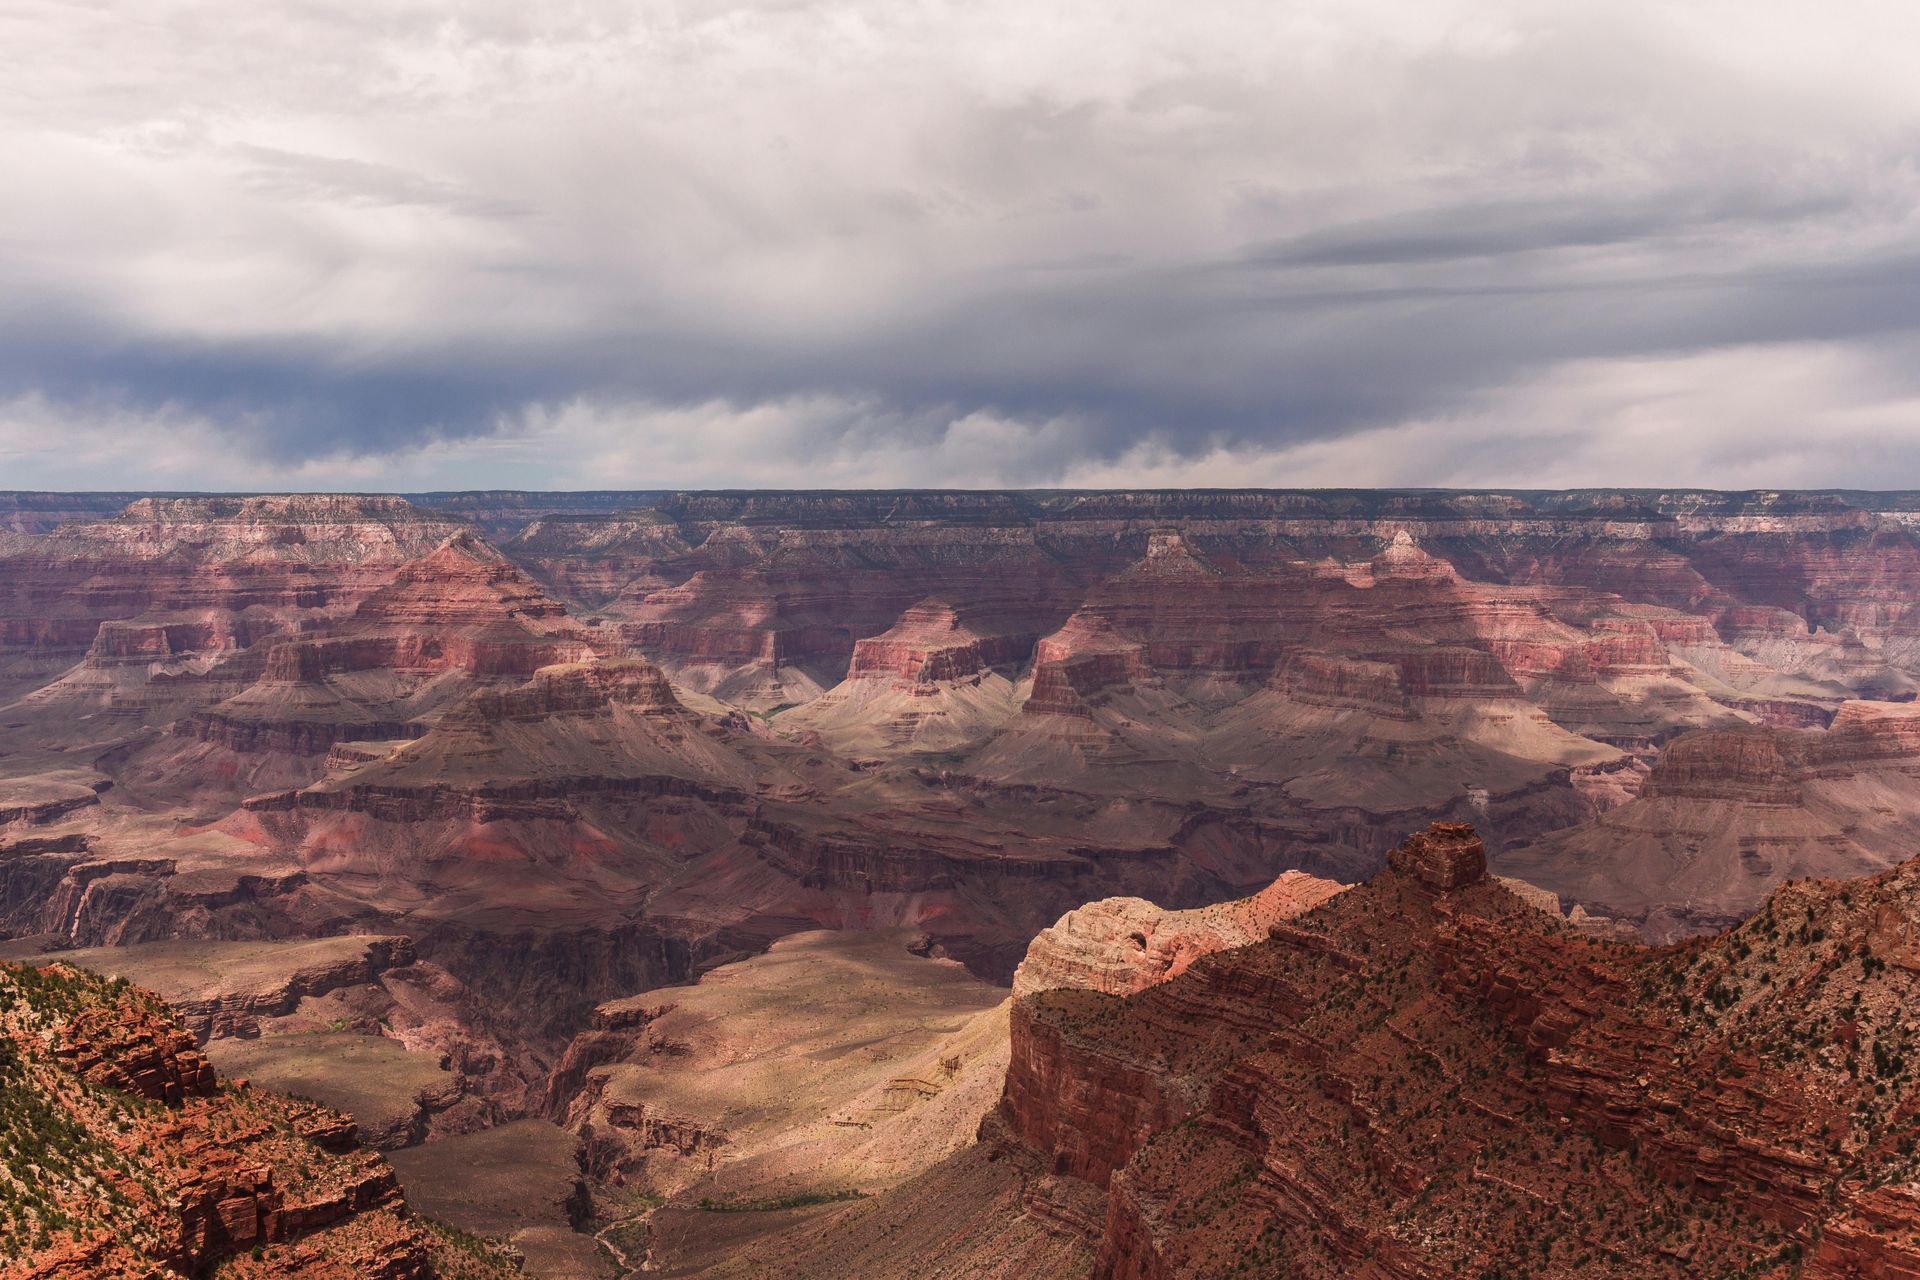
<box><xmin>991</xmin><ymin>821</ymin><xmax>1920</xmax><ymax>1278</ymax></box>
<box><xmin>45</xmin><ymin>964</ymin><xmax>221</xmax><ymax>1102</ymax></box>
<box><xmin>1382</xmin><ymin>819</ymin><xmax>1487</xmax><ymax>892</ymax></box>
<box><xmin>847</xmin><ymin>599</ymin><xmax>1010</xmax><ymax>685</ymax></box>
<box><xmin>0</xmin><ymin>778</ymin><xmax>104</xmax><ymax>827</ymax></box>
<box><xmin>0</xmin><ymin>961</ymin><xmax>517</xmax><ymax>1279</ymax></box>
<box><xmin>1636</xmin><ymin>727</ymin><xmax>1804</xmax><ymax>804</ymax></box>
<box><xmin>771</xmin><ymin>597</ymin><xmax>1035</xmax><ymax>757</ymax></box>
<box><xmin>1011</xmin><ymin>870</ymin><xmax>1346</xmax><ymax>999</ymax></box>
<box><xmin>442</xmin><ymin>655</ymin><xmax>682</xmax><ymax>721</ymax></box>
<box><xmin>1814</xmin><ymin>698</ymin><xmax>1920</xmax><ymax>767</ymax></box>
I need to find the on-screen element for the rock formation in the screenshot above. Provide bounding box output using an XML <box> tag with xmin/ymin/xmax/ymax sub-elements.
<box><xmin>0</xmin><ymin>959</ymin><xmax>517</xmax><ymax>1278</ymax></box>
<box><xmin>1383</xmin><ymin>818</ymin><xmax>1487</xmax><ymax>891</ymax></box>
<box><xmin>1011</xmin><ymin>870</ymin><xmax>1346</xmax><ymax>999</ymax></box>
<box><xmin>983</xmin><ymin>821</ymin><xmax>1920</xmax><ymax>1277</ymax></box>
<box><xmin>1501</xmin><ymin>701</ymin><xmax>1920</xmax><ymax>938</ymax></box>
<box><xmin>779</xmin><ymin>598</ymin><xmax>1028</xmax><ymax>757</ymax></box>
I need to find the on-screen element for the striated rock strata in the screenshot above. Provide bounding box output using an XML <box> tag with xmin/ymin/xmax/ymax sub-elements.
<box><xmin>1012</xmin><ymin>870</ymin><xmax>1346</xmax><ymax>999</ymax></box>
<box><xmin>0</xmin><ymin>960</ymin><xmax>517</xmax><ymax>1278</ymax></box>
<box><xmin>991</xmin><ymin>821</ymin><xmax>1920</xmax><ymax>1278</ymax></box>
<box><xmin>1502</xmin><ymin>701</ymin><xmax>1920</xmax><ymax>938</ymax></box>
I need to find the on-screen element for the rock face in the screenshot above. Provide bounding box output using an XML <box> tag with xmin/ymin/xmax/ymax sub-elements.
<box><xmin>988</xmin><ymin>821</ymin><xmax>1920</xmax><ymax>1278</ymax></box>
<box><xmin>0</xmin><ymin>960</ymin><xmax>517</xmax><ymax>1279</ymax></box>
<box><xmin>0</xmin><ymin>495</ymin><xmax>473</xmax><ymax>676</ymax></box>
<box><xmin>1501</xmin><ymin>701</ymin><xmax>1920</xmax><ymax>938</ymax></box>
<box><xmin>1383</xmin><ymin>819</ymin><xmax>1487</xmax><ymax>892</ymax></box>
<box><xmin>1011</xmin><ymin>870</ymin><xmax>1346</xmax><ymax>999</ymax></box>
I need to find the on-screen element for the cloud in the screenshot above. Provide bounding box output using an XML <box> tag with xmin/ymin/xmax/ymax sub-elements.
<box><xmin>1055</xmin><ymin>340</ymin><xmax>1920</xmax><ymax>490</ymax></box>
<box><xmin>12</xmin><ymin>338</ymin><xmax>1918</xmax><ymax>492</ymax></box>
<box><xmin>1242</xmin><ymin>187</ymin><xmax>1856</xmax><ymax>269</ymax></box>
<box><xmin>3</xmin><ymin>0</ymin><xmax>1920</xmax><ymax>487</ymax></box>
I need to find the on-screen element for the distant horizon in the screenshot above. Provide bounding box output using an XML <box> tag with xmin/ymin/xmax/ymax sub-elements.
<box><xmin>12</xmin><ymin>485</ymin><xmax>1920</xmax><ymax>499</ymax></box>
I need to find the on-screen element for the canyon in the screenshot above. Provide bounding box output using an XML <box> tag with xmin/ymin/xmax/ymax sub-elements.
<box><xmin>713</xmin><ymin>823</ymin><xmax>1920</xmax><ymax>1278</ymax></box>
<box><xmin>7</xmin><ymin>487</ymin><xmax>1920</xmax><ymax>1274</ymax></box>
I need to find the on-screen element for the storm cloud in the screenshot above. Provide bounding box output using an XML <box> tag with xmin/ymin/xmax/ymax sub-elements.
<box><xmin>4</xmin><ymin>0</ymin><xmax>1920</xmax><ymax>488</ymax></box>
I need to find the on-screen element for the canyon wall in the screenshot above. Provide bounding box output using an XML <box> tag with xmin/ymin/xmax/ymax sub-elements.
<box><xmin>992</xmin><ymin>822</ymin><xmax>1920</xmax><ymax>1278</ymax></box>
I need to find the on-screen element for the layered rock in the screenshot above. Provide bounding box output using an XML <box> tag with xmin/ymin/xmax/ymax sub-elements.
<box><xmin>16</xmin><ymin>488</ymin><xmax>1920</xmax><ymax>1275</ymax></box>
<box><xmin>1636</xmin><ymin>727</ymin><xmax>1805</xmax><ymax>804</ymax></box>
<box><xmin>844</xmin><ymin>598</ymin><xmax>1029</xmax><ymax>686</ymax></box>
<box><xmin>19</xmin><ymin>488</ymin><xmax>1920</xmax><ymax>971</ymax></box>
<box><xmin>65</xmin><ymin>534</ymin><xmax>616</xmax><ymax>809</ymax></box>
<box><xmin>1366</xmin><ymin>527</ymin><xmax>1455</xmax><ymax>582</ymax></box>
<box><xmin>989</xmin><ymin>821</ymin><xmax>1920</xmax><ymax>1278</ymax></box>
<box><xmin>0</xmin><ymin>492</ymin><xmax>139</xmax><ymax>535</ymax></box>
<box><xmin>779</xmin><ymin>598</ymin><xmax>1029</xmax><ymax>757</ymax></box>
<box><xmin>0</xmin><ymin>960</ymin><xmax>518</xmax><ymax>1278</ymax></box>
<box><xmin>1011</xmin><ymin>870</ymin><xmax>1346</xmax><ymax>999</ymax></box>
<box><xmin>1502</xmin><ymin>704</ymin><xmax>1920</xmax><ymax>938</ymax></box>
<box><xmin>248</xmin><ymin>656</ymin><xmax>775</xmax><ymax>828</ymax></box>
<box><xmin>1382</xmin><ymin>818</ymin><xmax>1487</xmax><ymax>891</ymax></box>
<box><xmin>0</xmin><ymin>495</ymin><xmax>474</xmax><ymax>673</ymax></box>
<box><xmin>1269</xmin><ymin>650</ymin><xmax>1416</xmax><ymax>719</ymax></box>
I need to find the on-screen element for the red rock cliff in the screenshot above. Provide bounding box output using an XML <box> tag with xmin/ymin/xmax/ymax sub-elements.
<box><xmin>995</xmin><ymin>821</ymin><xmax>1920</xmax><ymax>1278</ymax></box>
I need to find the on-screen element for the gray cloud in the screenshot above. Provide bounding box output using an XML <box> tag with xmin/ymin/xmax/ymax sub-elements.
<box><xmin>1242</xmin><ymin>187</ymin><xmax>1860</xmax><ymax>269</ymax></box>
<box><xmin>3</xmin><ymin>0</ymin><xmax>1920</xmax><ymax>487</ymax></box>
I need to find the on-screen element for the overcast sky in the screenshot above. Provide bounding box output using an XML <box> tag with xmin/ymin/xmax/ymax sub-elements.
<box><xmin>4</xmin><ymin>0</ymin><xmax>1920</xmax><ymax>490</ymax></box>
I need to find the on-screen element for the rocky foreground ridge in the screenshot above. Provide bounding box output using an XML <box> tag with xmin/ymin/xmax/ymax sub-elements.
<box><xmin>991</xmin><ymin>822</ymin><xmax>1920</xmax><ymax>1278</ymax></box>
<box><xmin>0</xmin><ymin>960</ymin><xmax>518</xmax><ymax>1279</ymax></box>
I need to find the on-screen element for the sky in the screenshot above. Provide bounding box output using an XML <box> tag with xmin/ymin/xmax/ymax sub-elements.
<box><xmin>4</xmin><ymin>0</ymin><xmax>1920</xmax><ymax>491</ymax></box>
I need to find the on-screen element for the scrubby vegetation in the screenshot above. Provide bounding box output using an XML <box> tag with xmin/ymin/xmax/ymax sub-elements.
<box><xmin>696</xmin><ymin>1187</ymin><xmax>869</xmax><ymax>1212</ymax></box>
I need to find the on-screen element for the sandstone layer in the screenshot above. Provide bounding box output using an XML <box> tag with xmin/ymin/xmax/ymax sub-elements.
<box><xmin>1011</xmin><ymin>870</ymin><xmax>1346</xmax><ymax>999</ymax></box>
